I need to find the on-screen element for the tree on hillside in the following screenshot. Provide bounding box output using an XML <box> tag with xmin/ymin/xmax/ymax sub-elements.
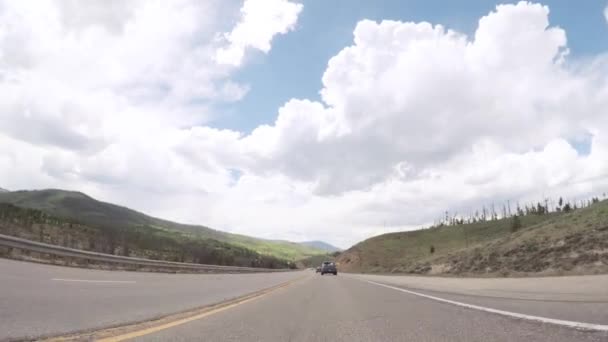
<box><xmin>536</xmin><ymin>202</ymin><xmax>546</xmax><ymax>215</ymax></box>
<box><xmin>516</xmin><ymin>203</ymin><xmax>524</xmax><ymax>216</ymax></box>
<box><xmin>511</xmin><ymin>215</ymin><xmax>522</xmax><ymax>232</ymax></box>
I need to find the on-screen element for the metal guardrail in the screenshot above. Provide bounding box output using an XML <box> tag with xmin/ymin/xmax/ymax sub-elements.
<box><xmin>0</xmin><ymin>233</ymin><xmax>287</xmax><ymax>273</ymax></box>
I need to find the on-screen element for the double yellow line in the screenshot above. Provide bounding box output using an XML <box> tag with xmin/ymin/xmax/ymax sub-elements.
<box><xmin>48</xmin><ymin>274</ymin><xmax>309</xmax><ymax>342</ymax></box>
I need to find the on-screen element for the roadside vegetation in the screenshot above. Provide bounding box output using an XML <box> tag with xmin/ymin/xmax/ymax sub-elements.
<box><xmin>298</xmin><ymin>252</ymin><xmax>340</xmax><ymax>268</ymax></box>
<box><xmin>0</xmin><ymin>189</ymin><xmax>326</xmax><ymax>262</ymax></box>
<box><xmin>337</xmin><ymin>196</ymin><xmax>608</xmax><ymax>276</ymax></box>
<box><xmin>0</xmin><ymin>202</ymin><xmax>295</xmax><ymax>268</ymax></box>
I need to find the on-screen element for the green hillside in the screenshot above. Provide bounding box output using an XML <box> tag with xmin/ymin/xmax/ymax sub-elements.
<box><xmin>0</xmin><ymin>203</ymin><xmax>290</xmax><ymax>268</ymax></box>
<box><xmin>337</xmin><ymin>199</ymin><xmax>608</xmax><ymax>276</ymax></box>
<box><xmin>298</xmin><ymin>241</ymin><xmax>342</xmax><ymax>252</ymax></box>
<box><xmin>298</xmin><ymin>252</ymin><xmax>340</xmax><ymax>268</ymax></box>
<box><xmin>0</xmin><ymin>189</ymin><xmax>326</xmax><ymax>261</ymax></box>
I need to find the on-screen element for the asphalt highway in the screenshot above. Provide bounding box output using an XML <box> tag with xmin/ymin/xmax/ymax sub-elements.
<box><xmin>134</xmin><ymin>274</ymin><xmax>608</xmax><ymax>342</ymax></box>
<box><xmin>0</xmin><ymin>259</ymin><xmax>304</xmax><ymax>341</ymax></box>
<box><xmin>1</xmin><ymin>259</ymin><xmax>607</xmax><ymax>341</ymax></box>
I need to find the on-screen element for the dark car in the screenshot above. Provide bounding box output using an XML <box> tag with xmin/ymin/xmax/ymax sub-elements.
<box><xmin>320</xmin><ymin>261</ymin><xmax>337</xmax><ymax>275</ymax></box>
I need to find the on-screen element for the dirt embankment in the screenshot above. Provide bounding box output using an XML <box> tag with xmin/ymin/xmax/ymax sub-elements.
<box><xmin>337</xmin><ymin>202</ymin><xmax>608</xmax><ymax>277</ymax></box>
<box><xmin>428</xmin><ymin>227</ymin><xmax>608</xmax><ymax>277</ymax></box>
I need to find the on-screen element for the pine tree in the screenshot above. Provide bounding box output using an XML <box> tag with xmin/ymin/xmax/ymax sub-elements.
<box><xmin>511</xmin><ymin>215</ymin><xmax>522</xmax><ymax>232</ymax></box>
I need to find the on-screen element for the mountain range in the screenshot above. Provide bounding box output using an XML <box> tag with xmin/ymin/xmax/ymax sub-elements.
<box><xmin>298</xmin><ymin>240</ymin><xmax>342</xmax><ymax>252</ymax></box>
<box><xmin>0</xmin><ymin>188</ymin><xmax>333</xmax><ymax>261</ymax></box>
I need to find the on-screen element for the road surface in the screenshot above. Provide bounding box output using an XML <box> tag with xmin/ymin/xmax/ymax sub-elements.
<box><xmin>1</xmin><ymin>259</ymin><xmax>607</xmax><ymax>341</ymax></box>
<box><xmin>0</xmin><ymin>259</ymin><xmax>304</xmax><ymax>341</ymax></box>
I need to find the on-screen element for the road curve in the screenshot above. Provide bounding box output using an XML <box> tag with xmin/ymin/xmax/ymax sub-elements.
<box><xmin>133</xmin><ymin>274</ymin><xmax>607</xmax><ymax>342</ymax></box>
<box><xmin>0</xmin><ymin>258</ymin><xmax>304</xmax><ymax>341</ymax></box>
<box><xmin>2</xmin><ymin>259</ymin><xmax>608</xmax><ymax>341</ymax></box>
<box><xmin>347</xmin><ymin>273</ymin><xmax>608</xmax><ymax>325</ymax></box>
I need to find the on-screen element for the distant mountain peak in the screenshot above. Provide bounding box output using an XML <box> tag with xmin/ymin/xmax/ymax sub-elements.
<box><xmin>0</xmin><ymin>187</ymin><xmax>8</xmax><ymax>193</ymax></box>
<box><xmin>299</xmin><ymin>240</ymin><xmax>342</xmax><ymax>252</ymax></box>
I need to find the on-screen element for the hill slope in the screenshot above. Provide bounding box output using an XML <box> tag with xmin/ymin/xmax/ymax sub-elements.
<box><xmin>299</xmin><ymin>241</ymin><xmax>342</xmax><ymax>252</ymax></box>
<box><xmin>0</xmin><ymin>189</ymin><xmax>326</xmax><ymax>261</ymax></box>
<box><xmin>0</xmin><ymin>202</ymin><xmax>290</xmax><ymax>268</ymax></box>
<box><xmin>337</xmin><ymin>201</ymin><xmax>608</xmax><ymax>276</ymax></box>
<box><xmin>0</xmin><ymin>187</ymin><xmax>8</xmax><ymax>193</ymax></box>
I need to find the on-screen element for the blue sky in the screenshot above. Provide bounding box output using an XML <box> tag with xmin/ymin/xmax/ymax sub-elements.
<box><xmin>217</xmin><ymin>0</ymin><xmax>608</xmax><ymax>133</ymax></box>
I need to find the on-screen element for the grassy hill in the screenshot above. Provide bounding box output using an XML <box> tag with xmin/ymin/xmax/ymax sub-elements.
<box><xmin>0</xmin><ymin>202</ymin><xmax>291</xmax><ymax>268</ymax></box>
<box><xmin>298</xmin><ymin>252</ymin><xmax>340</xmax><ymax>268</ymax></box>
<box><xmin>299</xmin><ymin>241</ymin><xmax>342</xmax><ymax>252</ymax></box>
<box><xmin>337</xmin><ymin>200</ymin><xmax>608</xmax><ymax>276</ymax></box>
<box><xmin>228</xmin><ymin>236</ymin><xmax>325</xmax><ymax>261</ymax></box>
<box><xmin>0</xmin><ymin>189</ymin><xmax>326</xmax><ymax>261</ymax></box>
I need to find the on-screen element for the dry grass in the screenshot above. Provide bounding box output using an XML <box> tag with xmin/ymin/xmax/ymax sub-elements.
<box><xmin>337</xmin><ymin>200</ymin><xmax>608</xmax><ymax>277</ymax></box>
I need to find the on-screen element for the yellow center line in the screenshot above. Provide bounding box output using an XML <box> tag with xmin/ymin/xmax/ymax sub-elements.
<box><xmin>97</xmin><ymin>275</ymin><xmax>309</xmax><ymax>342</ymax></box>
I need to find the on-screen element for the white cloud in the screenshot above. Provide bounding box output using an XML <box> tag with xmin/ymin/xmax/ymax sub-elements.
<box><xmin>0</xmin><ymin>0</ymin><xmax>228</xmax><ymax>151</ymax></box>
<box><xmin>0</xmin><ymin>0</ymin><xmax>301</xmax><ymax>203</ymax></box>
<box><xmin>229</xmin><ymin>2</ymin><xmax>599</xmax><ymax>196</ymax></box>
<box><xmin>2</xmin><ymin>1</ymin><xmax>608</xmax><ymax>248</ymax></box>
<box><xmin>215</xmin><ymin>0</ymin><xmax>303</xmax><ymax>66</ymax></box>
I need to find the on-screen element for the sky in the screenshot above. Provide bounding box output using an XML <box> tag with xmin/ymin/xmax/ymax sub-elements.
<box><xmin>1</xmin><ymin>1</ymin><xmax>608</xmax><ymax>248</ymax></box>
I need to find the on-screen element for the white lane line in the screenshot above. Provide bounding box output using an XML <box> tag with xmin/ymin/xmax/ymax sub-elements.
<box><xmin>366</xmin><ymin>280</ymin><xmax>608</xmax><ymax>332</ymax></box>
<box><xmin>52</xmin><ymin>278</ymin><xmax>136</xmax><ymax>284</ymax></box>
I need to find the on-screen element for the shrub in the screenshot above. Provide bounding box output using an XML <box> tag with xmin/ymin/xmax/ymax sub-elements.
<box><xmin>511</xmin><ymin>215</ymin><xmax>522</xmax><ymax>232</ymax></box>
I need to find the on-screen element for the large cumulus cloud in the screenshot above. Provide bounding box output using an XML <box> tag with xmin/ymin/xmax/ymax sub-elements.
<box><xmin>2</xmin><ymin>1</ymin><xmax>608</xmax><ymax>247</ymax></box>
<box><xmin>226</xmin><ymin>2</ymin><xmax>605</xmax><ymax>196</ymax></box>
